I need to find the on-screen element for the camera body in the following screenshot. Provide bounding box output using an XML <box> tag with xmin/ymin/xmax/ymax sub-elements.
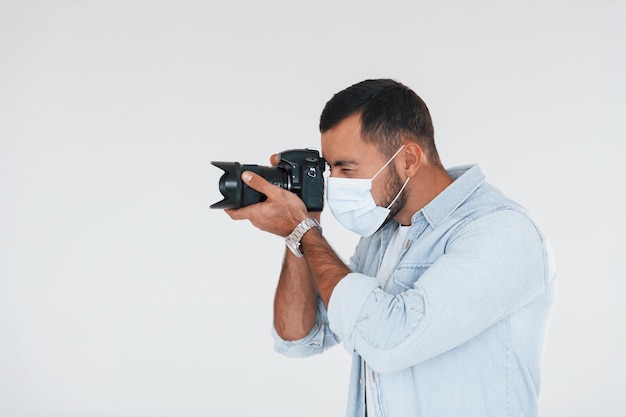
<box><xmin>211</xmin><ymin>148</ymin><xmax>326</xmax><ymax>211</ymax></box>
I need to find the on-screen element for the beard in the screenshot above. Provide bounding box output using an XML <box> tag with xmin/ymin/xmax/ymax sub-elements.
<box><xmin>380</xmin><ymin>164</ymin><xmax>408</xmax><ymax>225</ymax></box>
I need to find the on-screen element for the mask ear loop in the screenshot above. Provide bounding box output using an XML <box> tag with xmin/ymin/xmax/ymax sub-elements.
<box><xmin>370</xmin><ymin>145</ymin><xmax>406</xmax><ymax>181</ymax></box>
<box><xmin>386</xmin><ymin>176</ymin><xmax>411</xmax><ymax>209</ymax></box>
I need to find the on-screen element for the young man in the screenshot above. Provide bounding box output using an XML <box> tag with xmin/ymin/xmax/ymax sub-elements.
<box><xmin>226</xmin><ymin>79</ymin><xmax>556</xmax><ymax>417</ymax></box>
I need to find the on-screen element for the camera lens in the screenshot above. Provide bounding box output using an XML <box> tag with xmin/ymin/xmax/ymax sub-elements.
<box><xmin>210</xmin><ymin>161</ymin><xmax>290</xmax><ymax>209</ymax></box>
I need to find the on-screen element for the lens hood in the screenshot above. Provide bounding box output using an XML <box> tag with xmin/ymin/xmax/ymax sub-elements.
<box><xmin>210</xmin><ymin>161</ymin><xmax>244</xmax><ymax>209</ymax></box>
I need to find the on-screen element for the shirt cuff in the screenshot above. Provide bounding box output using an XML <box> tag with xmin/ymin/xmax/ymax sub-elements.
<box><xmin>272</xmin><ymin>298</ymin><xmax>339</xmax><ymax>357</ymax></box>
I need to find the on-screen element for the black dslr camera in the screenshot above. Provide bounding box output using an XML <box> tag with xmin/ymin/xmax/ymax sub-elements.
<box><xmin>210</xmin><ymin>149</ymin><xmax>326</xmax><ymax>211</ymax></box>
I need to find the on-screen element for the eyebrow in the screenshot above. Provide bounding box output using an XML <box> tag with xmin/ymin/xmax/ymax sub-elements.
<box><xmin>327</xmin><ymin>159</ymin><xmax>359</xmax><ymax>168</ymax></box>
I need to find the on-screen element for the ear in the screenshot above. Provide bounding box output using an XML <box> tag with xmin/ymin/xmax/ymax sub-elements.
<box><xmin>401</xmin><ymin>142</ymin><xmax>423</xmax><ymax>177</ymax></box>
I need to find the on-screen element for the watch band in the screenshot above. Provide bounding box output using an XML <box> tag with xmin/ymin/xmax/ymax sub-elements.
<box><xmin>285</xmin><ymin>218</ymin><xmax>322</xmax><ymax>257</ymax></box>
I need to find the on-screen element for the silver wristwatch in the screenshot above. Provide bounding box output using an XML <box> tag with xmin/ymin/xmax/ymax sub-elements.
<box><xmin>285</xmin><ymin>218</ymin><xmax>322</xmax><ymax>257</ymax></box>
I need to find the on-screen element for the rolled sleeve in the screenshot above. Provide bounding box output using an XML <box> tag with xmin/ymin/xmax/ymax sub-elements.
<box><xmin>327</xmin><ymin>273</ymin><xmax>380</xmax><ymax>352</ymax></box>
<box><xmin>272</xmin><ymin>298</ymin><xmax>341</xmax><ymax>357</ymax></box>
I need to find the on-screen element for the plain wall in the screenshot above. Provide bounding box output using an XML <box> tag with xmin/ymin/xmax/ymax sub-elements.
<box><xmin>1</xmin><ymin>1</ymin><xmax>624</xmax><ymax>416</ymax></box>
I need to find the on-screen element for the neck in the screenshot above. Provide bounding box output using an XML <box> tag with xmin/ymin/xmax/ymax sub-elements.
<box><xmin>395</xmin><ymin>165</ymin><xmax>453</xmax><ymax>226</ymax></box>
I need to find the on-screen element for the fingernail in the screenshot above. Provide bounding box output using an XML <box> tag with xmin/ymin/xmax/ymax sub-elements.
<box><xmin>242</xmin><ymin>172</ymin><xmax>252</xmax><ymax>182</ymax></box>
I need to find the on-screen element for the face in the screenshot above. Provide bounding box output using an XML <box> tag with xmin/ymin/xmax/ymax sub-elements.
<box><xmin>321</xmin><ymin>113</ymin><xmax>386</xmax><ymax>180</ymax></box>
<box><xmin>321</xmin><ymin>113</ymin><xmax>407</xmax><ymax>216</ymax></box>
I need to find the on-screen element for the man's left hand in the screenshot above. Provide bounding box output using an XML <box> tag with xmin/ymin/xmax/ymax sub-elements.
<box><xmin>225</xmin><ymin>171</ymin><xmax>310</xmax><ymax>237</ymax></box>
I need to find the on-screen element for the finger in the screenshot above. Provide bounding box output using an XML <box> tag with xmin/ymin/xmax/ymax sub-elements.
<box><xmin>225</xmin><ymin>207</ymin><xmax>252</xmax><ymax>221</ymax></box>
<box><xmin>241</xmin><ymin>171</ymin><xmax>279</xmax><ymax>197</ymax></box>
<box><xmin>270</xmin><ymin>154</ymin><xmax>280</xmax><ymax>166</ymax></box>
<box><xmin>224</xmin><ymin>208</ymin><xmax>237</xmax><ymax>219</ymax></box>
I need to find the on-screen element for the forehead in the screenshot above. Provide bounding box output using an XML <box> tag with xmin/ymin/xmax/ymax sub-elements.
<box><xmin>320</xmin><ymin>113</ymin><xmax>383</xmax><ymax>165</ymax></box>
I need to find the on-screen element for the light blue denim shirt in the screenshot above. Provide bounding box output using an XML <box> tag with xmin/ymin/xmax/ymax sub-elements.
<box><xmin>273</xmin><ymin>165</ymin><xmax>557</xmax><ymax>417</ymax></box>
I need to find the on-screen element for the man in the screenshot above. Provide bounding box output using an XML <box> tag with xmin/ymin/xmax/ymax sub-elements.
<box><xmin>226</xmin><ymin>79</ymin><xmax>556</xmax><ymax>417</ymax></box>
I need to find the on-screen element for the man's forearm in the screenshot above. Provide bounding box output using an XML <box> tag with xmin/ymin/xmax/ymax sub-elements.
<box><xmin>274</xmin><ymin>227</ymin><xmax>351</xmax><ymax>340</ymax></box>
<box><xmin>273</xmin><ymin>249</ymin><xmax>319</xmax><ymax>341</ymax></box>
<box><xmin>301</xmin><ymin>228</ymin><xmax>351</xmax><ymax>307</ymax></box>
<box><xmin>228</xmin><ymin>171</ymin><xmax>350</xmax><ymax>338</ymax></box>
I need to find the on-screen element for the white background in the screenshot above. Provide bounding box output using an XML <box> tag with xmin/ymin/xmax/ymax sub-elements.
<box><xmin>1</xmin><ymin>1</ymin><xmax>624</xmax><ymax>416</ymax></box>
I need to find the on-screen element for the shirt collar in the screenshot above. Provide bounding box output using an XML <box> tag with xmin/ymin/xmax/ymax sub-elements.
<box><xmin>414</xmin><ymin>164</ymin><xmax>486</xmax><ymax>228</ymax></box>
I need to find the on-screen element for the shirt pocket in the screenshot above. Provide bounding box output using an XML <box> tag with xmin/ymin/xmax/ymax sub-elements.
<box><xmin>390</xmin><ymin>263</ymin><xmax>433</xmax><ymax>292</ymax></box>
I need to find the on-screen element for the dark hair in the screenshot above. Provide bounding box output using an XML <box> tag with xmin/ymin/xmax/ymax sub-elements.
<box><xmin>319</xmin><ymin>79</ymin><xmax>441</xmax><ymax>166</ymax></box>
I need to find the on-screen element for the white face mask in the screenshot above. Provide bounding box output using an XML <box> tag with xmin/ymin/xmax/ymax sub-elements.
<box><xmin>326</xmin><ymin>146</ymin><xmax>410</xmax><ymax>237</ymax></box>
